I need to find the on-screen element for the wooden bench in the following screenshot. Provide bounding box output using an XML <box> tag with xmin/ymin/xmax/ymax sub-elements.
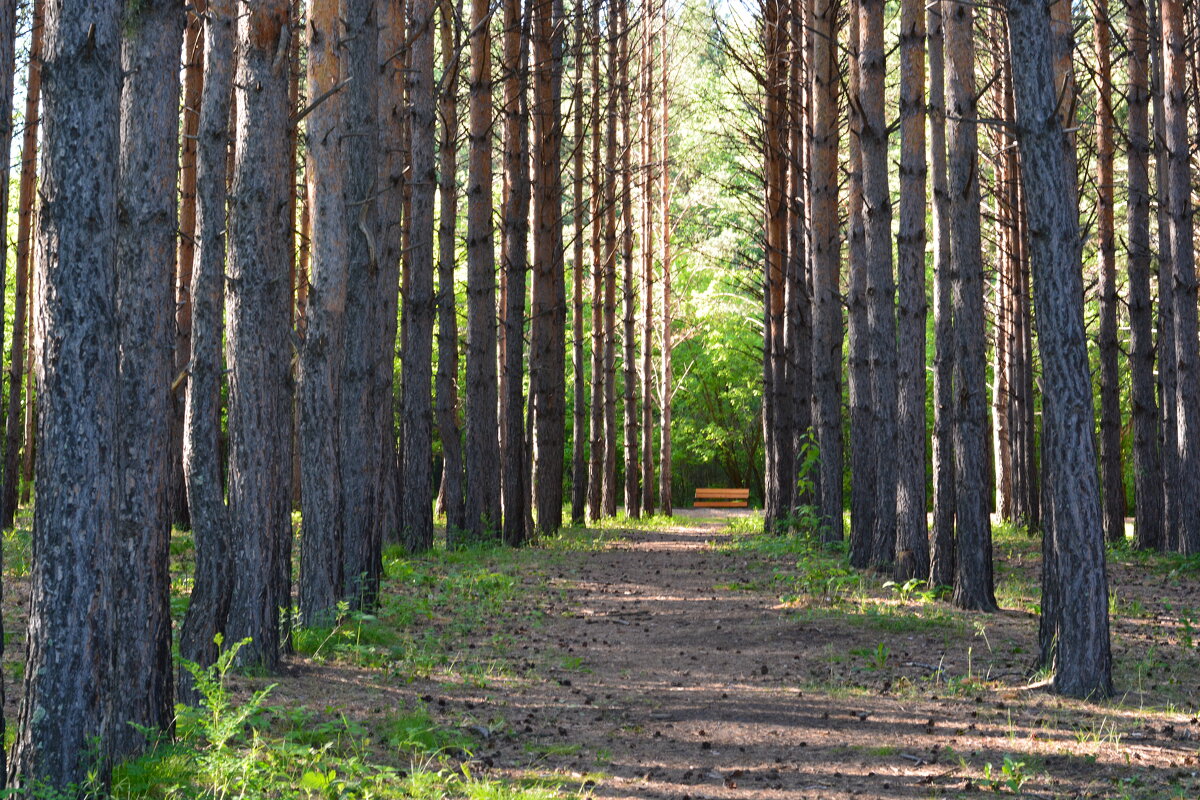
<box><xmin>693</xmin><ymin>488</ymin><xmax>750</xmax><ymax>508</ymax></box>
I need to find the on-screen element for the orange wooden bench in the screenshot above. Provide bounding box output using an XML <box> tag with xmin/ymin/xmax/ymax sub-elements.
<box><xmin>693</xmin><ymin>488</ymin><xmax>750</xmax><ymax>508</ymax></box>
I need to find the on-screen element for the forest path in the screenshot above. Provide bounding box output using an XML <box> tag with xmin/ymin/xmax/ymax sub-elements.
<box><xmin>271</xmin><ymin>513</ymin><xmax>1199</xmax><ymax>800</ymax></box>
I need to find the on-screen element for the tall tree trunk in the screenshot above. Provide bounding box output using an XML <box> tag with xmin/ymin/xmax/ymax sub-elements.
<box><xmin>404</xmin><ymin>0</ymin><xmax>437</xmax><ymax>551</ymax></box>
<box><xmin>810</xmin><ymin>0</ymin><xmax>841</xmax><ymax>540</ymax></box>
<box><xmin>658</xmin><ymin>1</ymin><xmax>673</xmax><ymax>514</ymax></box>
<box><xmin>786</xmin><ymin>0</ymin><xmax>811</xmax><ymax>510</ymax></box>
<box><xmin>173</xmin><ymin>6</ymin><xmax>205</xmax><ymax>530</ymax></box>
<box><xmin>1093</xmin><ymin>0</ymin><xmax>1125</xmax><ymax>543</ymax></box>
<box><xmin>1005</xmin><ymin>0</ymin><xmax>1111</xmax><ymax>698</ymax></box>
<box><xmin>298</xmin><ymin>0</ymin><xmax>347</xmax><ymax>625</ymax></box>
<box><xmin>0</xmin><ymin>0</ymin><xmax>15</xmax><ymax>782</ymax></box>
<box><xmin>1162</xmin><ymin>0</ymin><xmax>1200</xmax><ymax>554</ymax></box>
<box><xmin>846</xmin><ymin>5</ymin><xmax>872</xmax><ymax>566</ymax></box>
<box><xmin>927</xmin><ymin>0</ymin><xmax>955</xmax><ymax>587</ymax></box>
<box><xmin>113</xmin><ymin>1</ymin><xmax>184</xmax><ymax>757</ymax></box>
<box><xmin>341</xmin><ymin>0</ymin><xmax>383</xmax><ymax>602</ymax></box>
<box><xmin>501</xmin><ymin>0</ymin><xmax>531</xmax><ymax>545</ymax></box>
<box><xmin>571</xmin><ymin>0</ymin><xmax>589</xmax><ymax>525</ymax></box>
<box><xmin>619</xmin><ymin>0</ymin><xmax>640</xmax><ymax>518</ymax></box>
<box><xmin>894</xmin><ymin>0</ymin><xmax>927</xmax><ymax>580</ymax></box>
<box><xmin>601</xmin><ymin>11</ymin><xmax>619</xmax><ymax>518</ymax></box>
<box><xmin>179</xmin><ymin>0</ymin><xmax>235</xmax><ymax>699</ymax></box>
<box><xmin>225</xmin><ymin>1</ymin><xmax>295</xmax><ymax>670</ymax></box>
<box><xmin>587</xmin><ymin>0</ymin><xmax>605</xmax><ymax>522</ymax></box>
<box><xmin>944</xmin><ymin>0</ymin><xmax>995</xmax><ymax>610</ymax></box>
<box><xmin>465</xmin><ymin>0</ymin><xmax>502</xmax><ymax>539</ymax></box>
<box><xmin>1</xmin><ymin>0</ymin><xmax>38</xmax><ymax>530</ymax></box>
<box><xmin>1125</xmin><ymin>0</ymin><xmax>1162</xmax><ymax>550</ymax></box>
<box><xmin>438</xmin><ymin>0</ymin><xmax>465</xmax><ymax>538</ymax></box>
<box><xmin>641</xmin><ymin>1</ymin><xmax>657</xmax><ymax>516</ymax></box>
<box><xmin>10</xmin><ymin>0</ymin><xmax>122</xmax><ymax>788</ymax></box>
<box><xmin>531</xmin><ymin>0</ymin><xmax>567</xmax><ymax>533</ymax></box>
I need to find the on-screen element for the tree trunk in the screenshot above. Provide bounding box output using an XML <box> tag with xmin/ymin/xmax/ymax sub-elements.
<box><xmin>641</xmin><ymin>2</ymin><xmax>657</xmax><ymax>517</ymax></box>
<box><xmin>1125</xmin><ymin>0</ymin><xmax>1162</xmax><ymax>550</ymax></box>
<box><xmin>659</xmin><ymin>2</ymin><xmax>673</xmax><ymax>514</ymax></box>
<box><xmin>927</xmin><ymin>0</ymin><xmax>955</xmax><ymax>587</ymax></box>
<box><xmin>619</xmin><ymin>0</ymin><xmax>640</xmax><ymax>518</ymax></box>
<box><xmin>1162</xmin><ymin>0</ymin><xmax>1200</xmax><ymax>554</ymax></box>
<box><xmin>464</xmin><ymin>0</ymin><xmax>502</xmax><ymax>539</ymax></box>
<box><xmin>403</xmin><ymin>0</ymin><xmax>437</xmax><ymax>551</ymax></box>
<box><xmin>173</xmin><ymin>6</ymin><xmax>205</xmax><ymax>531</ymax></box>
<box><xmin>113</xmin><ymin>1</ymin><xmax>184</xmax><ymax>757</ymax></box>
<box><xmin>810</xmin><ymin>0</ymin><xmax>841</xmax><ymax>540</ymax></box>
<box><xmin>341</xmin><ymin>0</ymin><xmax>382</xmax><ymax>602</ymax></box>
<box><xmin>10</xmin><ymin>0</ymin><xmax>122</xmax><ymax>788</ymax></box>
<box><xmin>894</xmin><ymin>0</ymin><xmax>928</xmax><ymax>580</ymax></box>
<box><xmin>944</xmin><ymin>0</ymin><xmax>995</xmax><ymax>611</ymax></box>
<box><xmin>437</xmin><ymin>0</ymin><xmax>465</xmax><ymax>538</ymax></box>
<box><xmin>501</xmin><ymin>0</ymin><xmax>531</xmax><ymax>546</ymax></box>
<box><xmin>530</xmin><ymin>0</ymin><xmax>567</xmax><ymax>533</ymax></box>
<box><xmin>1093</xmin><ymin>0</ymin><xmax>1125</xmax><ymax>543</ymax></box>
<box><xmin>0</xmin><ymin>0</ymin><xmax>15</xmax><ymax>782</ymax></box>
<box><xmin>1005</xmin><ymin>0</ymin><xmax>1112</xmax><ymax>697</ymax></box>
<box><xmin>179</xmin><ymin>0</ymin><xmax>235</xmax><ymax>699</ymax></box>
<box><xmin>571</xmin><ymin>0</ymin><xmax>589</xmax><ymax>525</ymax></box>
<box><xmin>224</xmin><ymin>1</ymin><xmax>295</xmax><ymax>670</ymax></box>
<box><xmin>786</xmin><ymin>0</ymin><xmax>811</xmax><ymax>511</ymax></box>
<box><xmin>2</xmin><ymin>0</ymin><xmax>42</xmax><ymax>530</ymax></box>
<box><xmin>298</xmin><ymin>0</ymin><xmax>347</xmax><ymax>625</ymax></box>
<box><xmin>587</xmin><ymin>0</ymin><xmax>604</xmax><ymax>523</ymax></box>
<box><xmin>601</xmin><ymin>11</ymin><xmax>619</xmax><ymax>519</ymax></box>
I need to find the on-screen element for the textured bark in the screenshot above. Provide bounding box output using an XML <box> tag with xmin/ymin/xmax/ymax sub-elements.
<box><xmin>172</xmin><ymin>6</ymin><xmax>204</xmax><ymax>530</ymax></box>
<box><xmin>601</xmin><ymin>14</ymin><xmax>619</xmax><ymax>519</ymax></box>
<box><xmin>619</xmin><ymin>0</ymin><xmax>640</xmax><ymax>518</ymax></box>
<box><xmin>1162</xmin><ymin>0</ymin><xmax>1200</xmax><ymax>554</ymax></box>
<box><xmin>179</xmin><ymin>0</ymin><xmax>235</xmax><ymax>699</ymax></box>
<box><xmin>403</xmin><ymin>0</ymin><xmax>437</xmax><ymax>551</ymax></box>
<box><xmin>1125</xmin><ymin>0</ymin><xmax>1162</xmax><ymax>550</ymax></box>
<box><xmin>464</xmin><ymin>0</ymin><xmax>501</xmax><ymax>539</ymax></box>
<box><xmin>501</xmin><ymin>0</ymin><xmax>530</xmax><ymax>546</ymax></box>
<box><xmin>0</xmin><ymin>0</ymin><xmax>15</xmax><ymax>782</ymax></box>
<box><xmin>809</xmin><ymin>0</ymin><xmax>841</xmax><ymax>540</ymax></box>
<box><xmin>10</xmin><ymin>0</ymin><xmax>122</xmax><ymax>788</ymax></box>
<box><xmin>571</xmin><ymin>0</ymin><xmax>589</xmax><ymax>526</ymax></box>
<box><xmin>298</xmin><ymin>0</ymin><xmax>347</xmax><ymax>625</ymax></box>
<box><xmin>113</xmin><ymin>0</ymin><xmax>184</xmax><ymax>757</ymax></box>
<box><xmin>658</xmin><ymin>2</ymin><xmax>673</xmax><ymax>515</ymax></box>
<box><xmin>1093</xmin><ymin>0</ymin><xmax>1124</xmax><ymax>544</ymax></box>
<box><xmin>224</xmin><ymin>0</ymin><xmax>295</xmax><ymax>670</ymax></box>
<box><xmin>437</xmin><ymin>0</ymin><xmax>465</xmax><ymax>538</ymax></box>
<box><xmin>1005</xmin><ymin>0</ymin><xmax>1111</xmax><ymax>698</ymax></box>
<box><xmin>926</xmin><ymin>1</ymin><xmax>954</xmax><ymax>588</ymax></box>
<box><xmin>944</xmin><ymin>0</ymin><xmax>995</xmax><ymax>611</ymax></box>
<box><xmin>340</xmin><ymin>0</ymin><xmax>382</xmax><ymax>602</ymax></box>
<box><xmin>786</xmin><ymin>0</ymin><xmax>810</xmax><ymax>511</ymax></box>
<box><xmin>894</xmin><ymin>0</ymin><xmax>927</xmax><ymax>580</ymax></box>
<box><xmin>846</xmin><ymin>6</ymin><xmax>872</xmax><ymax>567</ymax></box>
<box><xmin>586</xmin><ymin>0</ymin><xmax>605</xmax><ymax>523</ymax></box>
<box><xmin>530</xmin><ymin>0</ymin><xmax>566</xmax><ymax>533</ymax></box>
<box><xmin>641</xmin><ymin>3</ymin><xmax>656</xmax><ymax>517</ymax></box>
<box><xmin>2</xmin><ymin>0</ymin><xmax>41</xmax><ymax>530</ymax></box>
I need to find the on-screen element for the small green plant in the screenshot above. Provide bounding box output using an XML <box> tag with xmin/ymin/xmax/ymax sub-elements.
<box><xmin>882</xmin><ymin>577</ymin><xmax>926</xmax><ymax>603</ymax></box>
<box><xmin>872</xmin><ymin>641</ymin><xmax>889</xmax><ymax>670</ymax></box>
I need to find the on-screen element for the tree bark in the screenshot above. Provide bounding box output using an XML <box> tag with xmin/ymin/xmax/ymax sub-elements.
<box><xmin>464</xmin><ymin>0</ymin><xmax>502</xmax><ymax>539</ymax></box>
<box><xmin>927</xmin><ymin>0</ymin><xmax>954</xmax><ymax>588</ymax></box>
<box><xmin>619</xmin><ymin>0</ymin><xmax>640</xmax><ymax>518</ymax></box>
<box><xmin>1125</xmin><ymin>0</ymin><xmax>1162</xmax><ymax>550</ymax></box>
<box><xmin>1</xmin><ymin>0</ymin><xmax>41</xmax><ymax>531</ymax></box>
<box><xmin>571</xmin><ymin>0</ymin><xmax>589</xmax><ymax>525</ymax></box>
<box><xmin>1005</xmin><ymin>0</ymin><xmax>1112</xmax><ymax>698</ymax></box>
<box><xmin>113</xmin><ymin>0</ymin><xmax>184</xmax><ymax>757</ymax></box>
<box><xmin>1093</xmin><ymin>0</ymin><xmax>1125</xmax><ymax>544</ymax></box>
<box><xmin>601</xmin><ymin>11</ymin><xmax>619</xmax><ymax>518</ymax></box>
<box><xmin>810</xmin><ymin>0</ymin><xmax>841</xmax><ymax>540</ymax></box>
<box><xmin>501</xmin><ymin>0</ymin><xmax>531</xmax><ymax>546</ymax></box>
<box><xmin>179</xmin><ymin>0</ymin><xmax>235</xmax><ymax>699</ymax></box>
<box><xmin>530</xmin><ymin>0</ymin><xmax>567</xmax><ymax>533</ymax></box>
<box><xmin>0</xmin><ymin>0</ymin><xmax>16</xmax><ymax>782</ymax></box>
<box><xmin>641</xmin><ymin>2</ymin><xmax>657</xmax><ymax>517</ymax></box>
<box><xmin>587</xmin><ymin>0</ymin><xmax>605</xmax><ymax>523</ymax></box>
<box><xmin>894</xmin><ymin>0</ymin><xmax>927</xmax><ymax>580</ymax></box>
<box><xmin>944</xmin><ymin>0</ymin><xmax>995</xmax><ymax>610</ymax></box>
<box><xmin>298</xmin><ymin>0</ymin><xmax>347</xmax><ymax>625</ymax></box>
<box><xmin>10</xmin><ymin>0</ymin><xmax>122</xmax><ymax>788</ymax></box>
<box><xmin>224</xmin><ymin>1</ymin><xmax>295</xmax><ymax>670</ymax></box>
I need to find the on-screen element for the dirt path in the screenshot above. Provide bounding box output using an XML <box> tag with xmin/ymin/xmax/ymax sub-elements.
<box><xmin>274</xmin><ymin>513</ymin><xmax>1199</xmax><ymax>799</ymax></box>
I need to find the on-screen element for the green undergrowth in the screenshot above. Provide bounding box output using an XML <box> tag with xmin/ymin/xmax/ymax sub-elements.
<box><xmin>110</xmin><ymin>639</ymin><xmax>586</xmax><ymax>800</ymax></box>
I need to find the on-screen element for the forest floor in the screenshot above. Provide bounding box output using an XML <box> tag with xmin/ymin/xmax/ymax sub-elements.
<box><xmin>5</xmin><ymin>509</ymin><xmax>1200</xmax><ymax>798</ymax></box>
